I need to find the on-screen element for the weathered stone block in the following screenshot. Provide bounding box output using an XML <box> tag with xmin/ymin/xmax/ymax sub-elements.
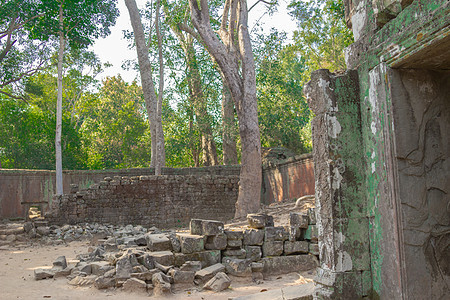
<box><xmin>223</xmin><ymin>248</ymin><xmax>246</xmax><ymax>259</ymax></box>
<box><xmin>205</xmin><ymin>233</ymin><xmax>227</xmax><ymax>250</ymax></box>
<box><xmin>203</xmin><ymin>272</ymin><xmax>231</xmax><ymax>292</ymax></box>
<box><xmin>262</xmin><ymin>241</ymin><xmax>284</xmax><ymax>257</ymax></box>
<box><xmin>189</xmin><ymin>219</ymin><xmax>203</xmax><ymax>235</ymax></box>
<box><xmin>194</xmin><ymin>263</ymin><xmax>226</xmax><ymax>284</ymax></box>
<box><xmin>202</xmin><ymin>220</ymin><xmax>225</xmax><ymax>236</ymax></box>
<box><xmin>174</xmin><ymin>250</ymin><xmax>221</xmax><ymax>268</ymax></box>
<box><xmin>243</xmin><ymin>229</ymin><xmax>264</xmax><ymax>245</ymax></box>
<box><xmin>304</xmin><ymin>225</ymin><xmax>318</xmax><ymax>242</ymax></box>
<box><xmin>227</xmin><ymin>239</ymin><xmax>243</xmax><ymax>248</ymax></box>
<box><xmin>177</xmin><ymin>233</ymin><xmax>205</xmax><ymax>254</ymax></box>
<box><xmin>309</xmin><ymin>243</ymin><xmax>319</xmax><ymax>256</ymax></box>
<box><xmin>145</xmin><ymin>233</ymin><xmax>172</xmax><ymax>251</ymax></box>
<box><xmin>34</xmin><ymin>268</ymin><xmax>54</xmax><ymax>280</ymax></box>
<box><xmin>262</xmin><ymin>255</ymin><xmax>318</xmax><ymax>275</ymax></box>
<box><xmin>245</xmin><ymin>246</ymin><xmax>262</xmax><ymax>262</ymax></box>
<box><xmin>225</xmin><ymin>230</ymin><xmax>244</xmax><ymax>240</ymax></box>
<box><xmin>265</xmin><ymin>226</ymin><xmax>289</xmax><ymax>241</ymax></box>
<box><xmin>247</xmin><ymin>214</ymin><xmax>274</xmax><ymax>229</ymax></box>
<box><xmin>284</xmin><ymin>241</ymin><xmax>309</xmax><ymax>255</ymax></box>
<box><xmin>53</xmin><ymin>256</ymin><xmax>67</xmax><ymax>270</ymax></box>
<box><xmin>123</xmin><ymin>278</ymin><xmax>147</xmax><ymax>294</ymax></box>
<box><xmin>148</xmin><ymin>251</ymin><xmax>174</xmax><ymax>266</ymax></box>
<box><xmin>251</xmin><ymin>262</ymin><xmax>264</xmax><ymax>273</ymax></box>
<box><xmin>168</xmin><ymin>269</ymin><xmax>195</xmax><ymax>284</ymax></box>
<box><xmin>222</xmin><ymin>257</ymin><xmax>252</xmax><ymax>277</ymax></box>
<box><xmin>152</xmin><ymin>272</ymin><xmax>171</xmax><ymax>296</ymax></box>
<box><xmin>285</xmin><ymin>226</ymin><xmax>303</xmax><ymax>242</ymax></box>
<box><xmin>94</xmin><ymin>275</ymin><xmax>115</xmax><ymax>289</ymax></box>
<box><xmin>289</xmin><ymin>212</ymin><xmax>309</xmax><ymax>228</ymax></box>
<box><xmin>307</xmin><ymin>208</ymin><xmax>317</xmax><ymax>225</ymax></box>
<box><xmin>90</xmin><ymin>261</ymin><xmax>112</xmax><ymax>276</ymax></box>
<box><xmin>180</xmin><ymin>261</ymin><xmax>202</xmax><ymax>272</ymax></box>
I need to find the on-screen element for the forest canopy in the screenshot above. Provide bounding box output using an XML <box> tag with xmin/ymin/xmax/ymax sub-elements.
<box><xmin>0</xmin><ymin>0</ymin><xmax>352</xmax><ymax>170</ymax></box>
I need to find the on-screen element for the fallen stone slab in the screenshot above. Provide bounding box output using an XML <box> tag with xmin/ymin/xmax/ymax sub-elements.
<box><xmin>34</xmin><ymin>268</ymin><xmax>55</xmax><ymax>280</ymax></box>
<box><xmin>232</xmin><ymin>288</ymin><xmax>284</xmax><ymax>300</ymax></box>
<box><xmin>122</xmin><ymin>278</ymin><xmax>147</xmax><ymax>294</ymax></box>
<box><xmin>203</xmin><ymin>272</ymin><xmax>231</xmax><ymax>292</ymax></box>
<box><xmin>90</xmin><ymin>261</ymin><xmax>113</xmax><ymax>275</ymax></box>
<box><xmin>152</xmin><ymin>272</ymin><xmax>172</xmax><ymax>296</ymax></box>
<box><xmin>53</xmin><ymin>256</ymin><xmax>67</xmax><ymax>270</ymax></box>
<box><xmin>94</xmin><ymin>275</ymin><xmax>116</xmax><ymax>289</ymax></box>
<box><xmin>282</xmin><ymin>282</ymin><xmax>314</xmax><ymax>300</ymax></box>
<box><xmin>174</xmin><ymin>250</ymin><xmax>220</xmax><ymax>268</ymax></box>
<box><xmin>262</xmin><ymin>255</ymin><xmax>319</xmax><ymax>275</ymax></box>
<box><xmin>168</xmin><ymin>269</ymin><xmax>195</xmax><ymax>284</ymax></box>
<box><xmin>230</xmin><ymin>282</ymin><xmax>314</xmax><ymax>300</ymax></box>
<box><xmin>194</xmin><ymin>263</ymin><xmax>225</xmax><ymax>284</ymax></box>
<box><xmin>146</xmin><ymin>233</ymin><xmax>172</xmax><ymax>251</ymax></box>
<box><xmin>180</xmin><ymin>260</ymin><xmax>202</xmax><ymax>272</ymax></box>
<box><xmin>68</xmin><ymin>275</ymin><xmax>96</xmax><ymax>286</ymax></box>
<box><xmin>222</xmin><ymin>257</ymin><xmax>252</xmax><ymax>277</ymax></box>
<box><xmin>148</xmin><ymin>251</ymin><xmax>174</xmax><ymax>266</ymax></box>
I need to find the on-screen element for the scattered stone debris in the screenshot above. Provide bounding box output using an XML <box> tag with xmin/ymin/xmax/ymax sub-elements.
<box><xmin>28</xmin><ymin>209</ymin><xmax>318</xmax><ymax>297</ymax></box>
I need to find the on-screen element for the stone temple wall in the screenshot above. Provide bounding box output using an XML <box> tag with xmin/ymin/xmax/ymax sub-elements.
<box><xmin>46</xmin><ymin>175</ymin><xmax>240</xmax><ymax>229</ymax></box>
<box><xmin>306</xmin><ymin>0</ymin><xmax>449</xmax><ymax>299</ymax></box>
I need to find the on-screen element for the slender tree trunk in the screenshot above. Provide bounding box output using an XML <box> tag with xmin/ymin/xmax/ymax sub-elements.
<box><xmin>125</xmin><ymin>0</ymin><xmax>165</xmax><ymax>174</ymax></box>
<box><xmin>188</xmin><ymin>0</ymin><xmax>262</xmax><ymax>217</ymax></box>
<box><xmin>55</xmin><ymin>3</ymin><xmax>64</xmax><ymax>196</ymax></box>
<box><xmin>171</xmin><ymin>26</ymin><xmax>219</xmax><ymax>166</ymax></box>
<box><xmin>154</xmin><ymin>0</ymin><xmax>165</xmax><ymax>175</ymax></box>
<box><xmin>221</xmin><ymin>78</ymin><xmax>238</xmax><ymax>165</ymax></box>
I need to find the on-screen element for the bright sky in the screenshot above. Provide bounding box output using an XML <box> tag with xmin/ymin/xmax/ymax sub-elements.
<box><xmin>92</xmin><ymin>0</ymin><xmax>297</xmax><ymax>83</ymax></box>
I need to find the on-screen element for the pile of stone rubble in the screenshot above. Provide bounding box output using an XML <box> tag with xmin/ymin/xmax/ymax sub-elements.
<box><xmin>32</xmin><ymin>211</ymin><xmax>318</xmax><ymax>297</ymax></box>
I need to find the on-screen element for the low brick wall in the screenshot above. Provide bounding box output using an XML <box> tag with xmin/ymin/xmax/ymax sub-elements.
<box><xmin>0</xmin><ymin>166</ymin><xmax>240</xmax><ymax>219</ymax></box>
<box><xmin>47</xmin><ymin>175</ymin><xmax>239</xmax><ymax>228</ymax></box>
<box><xmin>0</xmin><ymin>155</ymin><xmax>315</xmax><ymax>220</ymax></box>
<box><xmin>261</xmin><ymin>153</ymin><xmax>314</xmax><ymax>204</ymax></box>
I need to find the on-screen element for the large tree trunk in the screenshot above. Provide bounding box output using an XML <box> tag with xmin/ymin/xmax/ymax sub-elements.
<box><xmin>221</xmin><ymin>78</ymin><xmax>238</xmax><ymax>165</ymax></box>
<box><xmin>125</xmin><ymin>0</ymin><xmax>165</xmax><ymax>174</ymax></box>
<box><xmin>55</xmin><ymin>3</ymin><xmax>64</xmax><ymax>196</ymax></box>
<box><xmin>188</xmin><ymin>0</ymin><xmax>262</xmax><ymax>217</ymax></box>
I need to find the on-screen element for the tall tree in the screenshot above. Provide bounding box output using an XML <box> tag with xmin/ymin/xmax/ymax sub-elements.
<box><xmin>185</xmin><ymin>0</ymin><xmax>261</xmax><ymax>217</ymax></box>
<box><xmin>31</xmin><ymin>0</ymin><xmax>118</xmax><ymax>195</ymax></box>
<box><xmin>0</xmin><ymin>0</ymin><xmax>53</xmax><ymax>99</ymax></box>
<box><xmin>166</xmin><ymin>2</ymin><xmax>219</xmax><ymax>166</ymax></box>
<box><xmin>125</xmin><ymin>0</ymin><xmax>166</xmax><ymax>175</ymax></box>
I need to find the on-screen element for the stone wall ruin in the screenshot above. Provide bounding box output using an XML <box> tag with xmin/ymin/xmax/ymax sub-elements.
<box><xmin>306</xmin><ymin>0</ymin><xmax>450</xmax><ymax>299</ymax></box>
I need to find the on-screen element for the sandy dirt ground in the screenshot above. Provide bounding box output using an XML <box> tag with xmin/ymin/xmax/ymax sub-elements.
<box><xmin>0</xmin><ymin>199</ymin><xmax>316</xmax><ymax>300</ymax></box>
<box><xmin>0</xmin><ymin>241</ymin><xmax>314</xmax><ymax>300</ymax></box>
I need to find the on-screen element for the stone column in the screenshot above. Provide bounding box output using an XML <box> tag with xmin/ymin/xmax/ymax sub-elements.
<box><xmin>305</xmin><ymin>69</ymin><xmax>371</xmax><ymax>299</ymax></box>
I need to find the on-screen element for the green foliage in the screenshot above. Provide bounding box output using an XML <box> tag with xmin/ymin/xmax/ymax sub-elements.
<box><xmin>254</xmin><ymin>29</ymin><xmax>312</xmax><ymax>154</ymax></box>
<box><xmin>79</xmin><ymin>76</ymin><xmax>151</xmax><ymax>169</ymax></box>
<box><xmin>288</xmin><ymin>0</ymin><xmax>353</xmax><ymax>78</ymax></box>
<box><xmin>0</xmin><ymin>0</ymin><xmax>55</xmax><ymax>97</ymax></box>
<box><xmin>29</xmin><ymin>0</ymin><xmax>119</xmax><ymax>50</ymax></box>
<box><xmin>0</xmin><ymin>95</ymin><xmax>86</xmax><ymax>169</ymax></box>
